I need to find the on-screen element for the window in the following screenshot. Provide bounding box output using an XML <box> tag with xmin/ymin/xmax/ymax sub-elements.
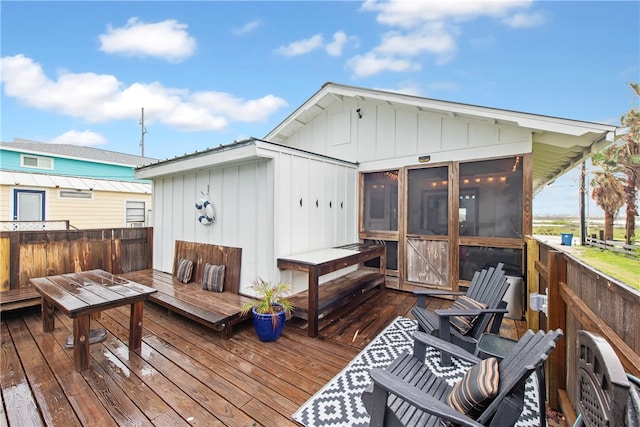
<box><xmin>126</xmin><ymin>201</ymin><xmax>146</xmax><ymax>224</ymax></box>
<box><xmin>459</xmin><ymin>157</ymin><xmax>523</xmax><ymax>238</ymax></box>
<box><xmin>362</xmin><ymin>171</ymin><xmax>398</xmax><ymax>231</ymax></box>
<box><xmin>21</xmin><ymin>155</ymin><xmax>53</xmax><ymax>170</ymax></box>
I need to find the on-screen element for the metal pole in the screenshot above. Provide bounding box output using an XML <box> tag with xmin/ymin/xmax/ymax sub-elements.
<box><xmin>140</xmin><ymin>107</ymin><xmax>146</xmax><ymax>157</ymax></box>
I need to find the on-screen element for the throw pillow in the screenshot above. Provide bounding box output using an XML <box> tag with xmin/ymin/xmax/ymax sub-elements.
<box><xmin>175</xmin><ymin>258</ymin><xmax>194</xmax><ymax>284</ymax></box>
<box><xmin>202</xmin><ymin>263</ymin><xmax>225</xmax><ymax>292</ymax></box>
<box><xmin>446</xmin><ymin>357</ymin><xmax>499</xmax><ymax>420</ymax></box>
<box><xmin>449</xmin><ymin>295</ymin><xmax>487</xmax><ymax>335</ymax></box>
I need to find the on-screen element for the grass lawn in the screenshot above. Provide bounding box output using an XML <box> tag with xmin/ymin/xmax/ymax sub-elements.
<box><xmin>568</xmin><ymin>246</ymin><xmax>640</xmax><ymax>290</ymax></box>
<box><xmin>534</xmin><ymin>218</ymin><xmax>639</xmax><ymax>289</ymax></box>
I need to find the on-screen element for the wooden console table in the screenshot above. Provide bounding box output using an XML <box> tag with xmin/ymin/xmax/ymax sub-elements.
<box><xmin>278</xmin><ymin>243</ymin><xmax>386</xmax><ymax>337</ymax></box>
<box><xmin>30</xmin><ymin>269</ymin><xmax>156</xmax><ymax>371</ymax></box>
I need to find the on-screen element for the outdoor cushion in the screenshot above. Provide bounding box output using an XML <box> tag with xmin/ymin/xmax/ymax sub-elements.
<box><xmin>175</xmin><ymin>258</ymin><xmax>194</xmax><ymax>283</ymax></box>
<box><xmin>202</xmin><ymin>263</ymin><xmax>225</xmax><ymax>292</ymax></box>
<box><xmin>449</xmin><ymin>295</ymin><xmax>487</xmax><ymax>335</ymax></box>
<box><xmin>446</xmin><ymin>357</ymin><xmax>499</xmax><ymax>420</ymax></box>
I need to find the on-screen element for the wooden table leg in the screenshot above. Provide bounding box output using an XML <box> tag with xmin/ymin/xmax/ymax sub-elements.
<box><xmin>308</xmin><ymin>270</ymin><xmax>319</xmax><ymax>338</ymax></box>
<box><xmin>73</xmin><ymin>315</ymin><xmax>90</xmax><ymax>371</ymax></box>
<box><xmin>42</xmin><ymin>298</ymin><xmax>55</xmax><ymax>332</ymax></box>
<box><xmin>129</xmin><ymin>301</ymin><xmax>144</xmax><ymax>351</ymax></box>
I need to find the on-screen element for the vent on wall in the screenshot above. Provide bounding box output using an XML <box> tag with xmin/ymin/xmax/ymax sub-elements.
<box><xmin>59</xmin><ymin>190</ymin><xmax>92</xmax><ymax>199</ymax></box>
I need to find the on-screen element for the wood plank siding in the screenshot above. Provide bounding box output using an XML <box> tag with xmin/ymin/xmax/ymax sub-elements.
<box><xmin>1</xmin><ymin>288</ymin><xmax>526</xmax><ymax>426</ymax></box>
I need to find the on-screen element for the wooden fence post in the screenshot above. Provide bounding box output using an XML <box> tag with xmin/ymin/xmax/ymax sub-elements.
<box><xmin>525</xmin><ymin>236</ymin><xmax>540</xmax><ymax>331</ymax></box>
<box><xmin>546</xmin><ymin>250</ymin><xmax>567</xmax><ymax>410</ymax></box>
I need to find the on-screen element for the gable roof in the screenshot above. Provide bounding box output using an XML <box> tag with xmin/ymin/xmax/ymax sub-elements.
<box><xmin>265</xmin><ymin>82</ymin><xmax>619</xmax><ymax>194</ymax></box>
<box><xmin>1</xmin><ymin>138</ymin><xmax>157</xmax><ymax>167</ymax></box>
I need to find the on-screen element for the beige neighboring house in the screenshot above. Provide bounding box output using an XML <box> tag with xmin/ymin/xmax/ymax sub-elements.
<box><xmin>0</xmin><ymin>139</ymin><xmax>157</xmax><ymax>230</ymax></box>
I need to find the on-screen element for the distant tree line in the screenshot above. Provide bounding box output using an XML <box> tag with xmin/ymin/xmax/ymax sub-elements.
<box><xmin>591</xmin><ymin>82</ymin><xmax>640</xmax><ymax>244</ymax></box>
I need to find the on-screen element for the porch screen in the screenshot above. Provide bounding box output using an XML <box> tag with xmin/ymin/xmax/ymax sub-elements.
<box><xmin>459</xmin><ymin>157</ymin><xmax>523</xmax><ymax>238</ymax></box>
<box><xmin>363</xmin><ymin>171</ymin><xmax>398</xmax><ymax>231</ymax></box>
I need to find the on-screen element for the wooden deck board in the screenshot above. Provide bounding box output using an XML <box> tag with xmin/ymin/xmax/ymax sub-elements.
<box><xmin>1</xmin><ymin>288</ymin><xmax>525</xmax><ymax>426</ymax></box>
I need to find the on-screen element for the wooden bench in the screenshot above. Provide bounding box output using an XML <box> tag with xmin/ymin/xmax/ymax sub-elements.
<box><xmin>120</xmin><ymin>240</ymin><xmax>255</xmax><ymax>339</ymax></box>
<box><xmin>0</xmin><ymin>287</ymin><xmax>42</xmax><ymax>313</ymax></box>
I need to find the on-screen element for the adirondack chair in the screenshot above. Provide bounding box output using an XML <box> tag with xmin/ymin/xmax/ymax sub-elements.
<box><xmin>411</xmin><ymin>263</ymin><xmax>510</xmax><ymax>365</ymax></box>
<box><xmin>362</xmin><ymin>328</ymin><xmax>563</xmax><ymax>427</ymax></box>
<box><xmin>573</xmin><ymin>330</ymin><xmax>638</xmax><ymax>427</ymax></box>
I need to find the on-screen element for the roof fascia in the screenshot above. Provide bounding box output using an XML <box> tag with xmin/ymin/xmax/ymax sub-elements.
<box><xmin>266</xmin><ymin>82</ymin><xmax>617</xmax><ymax>140</ymax></box>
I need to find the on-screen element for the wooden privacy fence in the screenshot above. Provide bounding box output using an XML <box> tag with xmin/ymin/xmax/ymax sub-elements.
<box><xmin>0</xmin><ymin>227</ymin><xmax>153</xmax><ymax>291</ymax></box>
<box><xmin>526</xmin><ymin>236</ymin><xmax>640</xmax><ymax>424</ymax></box>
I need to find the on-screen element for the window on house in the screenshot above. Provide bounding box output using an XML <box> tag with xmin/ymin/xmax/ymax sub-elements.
<box><xmin>126</xmin><ymin>201</ymin><xmax>146</xmax><ymax>224</ymax></box>
<box><xmin>459</xmin><ymin>157</ymin><xmax>523</xmax><ymax>238</ymax></box>
<box><xmin>21</xmin><ymin>155</ymin><xmax>53</xmax><ymax>170</ymax></box>
<box><xmin>362</xmin><ymin>171</ymin><xmax>398</xmax><ymax>231</ymax></box>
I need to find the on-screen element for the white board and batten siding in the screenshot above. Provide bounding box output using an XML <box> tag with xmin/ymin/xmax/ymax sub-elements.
<box><xmin>279</xmin><ymin>97</ymin><xmax>533</xmax><ymax>171</ymax></box>
<box><xmin>142</xmin><ymin>141</ymin><xmax>357</xmax><ymax>295</ymax></box>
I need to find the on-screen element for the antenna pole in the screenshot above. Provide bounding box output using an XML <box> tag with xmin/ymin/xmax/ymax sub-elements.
<box><xmin>139</xmin><ymin>107</ymin><xmax>147</xmax><ymax>157</ymax></box>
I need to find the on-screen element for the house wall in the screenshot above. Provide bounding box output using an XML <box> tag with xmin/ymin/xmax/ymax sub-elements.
<box><xmin>147</xmin><ymin>145</ymin><xmax>358</xmax><ymax>294</ymax></box>
<box><xmin>1</xmin><ymin>184</ymin><xmax>152</xmax><ymax>229</ymax></box>
<box><xmin>279</xmin><ymin>98</ymin><xmax>533</xmax><ymax>166</ymax></box>
<box><xmin>1</xmin><ymin>149</ymin><xmax>144</xmax><ymax>182</ymax></box>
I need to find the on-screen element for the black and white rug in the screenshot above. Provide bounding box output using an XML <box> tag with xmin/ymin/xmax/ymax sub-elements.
<box><xmin>292</xmin><ymin>316</ymin><xmax>540</xmax><ymax>427</ymax></box>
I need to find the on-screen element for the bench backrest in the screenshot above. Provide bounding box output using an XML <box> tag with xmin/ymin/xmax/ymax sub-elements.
<box><xmin>172</xmin><ymin>240</ymin><xmax>242</xmax><ymax>294</ymax></box>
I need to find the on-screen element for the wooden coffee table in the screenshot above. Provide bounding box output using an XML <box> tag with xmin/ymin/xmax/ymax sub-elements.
<box><xmin>30</xmin><ymin>269</ymin><xmax>157</xmax><ymax>371</ymax></box>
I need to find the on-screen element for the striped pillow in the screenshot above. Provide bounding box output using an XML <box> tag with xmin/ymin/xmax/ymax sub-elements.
<box><xmin>449</xmin><ymin>295</ymin><xmax>487</xmax><ymax>335</ymax></box>
<box><xmin>202</xmin><ymin>263</ymin><xmax>225</xmax><ymax>292</ymax></box>
<box><xmin>446</xmin><ymin>357</ymin><xmax>499</xmax><ymax>420</ymax></box>
<box><xmin>175</xmin><ymin>258</ymin><xmax>194</xmax><ymax>284</ymax></box>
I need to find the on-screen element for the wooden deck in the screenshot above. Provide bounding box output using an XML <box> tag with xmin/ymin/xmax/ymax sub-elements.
<box><xmin>0</xmin><ymin>288</ymin><xmax>526</xmax><ymax>426</ymax></box>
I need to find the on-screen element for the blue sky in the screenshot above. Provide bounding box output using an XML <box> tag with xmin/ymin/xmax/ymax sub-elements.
<box><xmin>1</xmin><ymin>1</ymin><xmax>638</xmax><ymax>217</ymax></box>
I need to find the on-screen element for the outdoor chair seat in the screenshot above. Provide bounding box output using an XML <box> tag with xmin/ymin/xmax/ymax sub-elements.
<box><xmin>362</xmin><ymin>328</ymin><xmax>563</xmax><ymax>427</ymax></box>
<box><xmin>411</xmin><ymin>263</ymin><xmax>510</xmax><ymax>364</ymax></box>
<box><xmin>573</xmin><ymin>330</ymin><xmax>639</xmax><ymax>427</ymax></box>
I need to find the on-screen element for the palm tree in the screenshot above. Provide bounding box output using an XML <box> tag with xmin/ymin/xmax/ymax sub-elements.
<box><xmin>618</xmin><ymin>83</ymin><xmax>640</xmax><ymax>245</ymax></box>
<box><xmin>591</xmin><ymin>145</ymin><xmax>625</xmax><ymax>240</ymax></box>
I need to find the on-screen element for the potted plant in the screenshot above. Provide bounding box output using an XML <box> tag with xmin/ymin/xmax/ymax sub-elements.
<box><xmin>241</xmin><ymin>278</ymin><xmax>294</xmax><ymax>342</ymax></box>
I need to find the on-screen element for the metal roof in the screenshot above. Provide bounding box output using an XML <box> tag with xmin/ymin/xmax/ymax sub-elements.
<box><xmin>1</xmin><ymin>139</ymin><xmax>158</xmax><ymax>167</ymax></box>
<box><xmin>265</xmin><ymin>82</ymin><xmax>619</xmax><ymax>194</ymax></box>
<box><xmin>0</xmin><ymin>171</ymin><xmax>151</xmax><ymax>194</ymax></box>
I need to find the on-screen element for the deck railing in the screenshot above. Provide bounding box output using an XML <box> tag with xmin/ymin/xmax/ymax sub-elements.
<box><xmin>526</xmin><ymin>236</ymin><xmax>640</xmax><ymax>424</ymax></box>
<box><xmin>0</xmin><ymin>227</ymin><xmax>153</xmax><ymax>291</ymax></box>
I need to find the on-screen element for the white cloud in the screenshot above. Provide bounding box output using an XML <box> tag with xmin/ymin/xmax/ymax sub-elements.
<box><xmin>326</xmin><ymin>31</ymin><xmax>349</xmax><ymax>56</ymax></box>
<box><xmin>361</xmin><ymin>0</ymin><xmax>534</xmax><ymax>27</ymax></box>
<box><xmin>233</xmin><ymin>19</ymin><xmax>262</xmax><ymax>36</ymax></box>
<box><xmin>99</xmin><ymin>17</ymin><xmax>196</xmax><ymax>62</ymax></box>
<box><xmin>0</xmin><ymin>54</ymin><xmax>288</xmax><ymax>132</ymax></box>
<box><xmin>352</xmin><ymin>0</ymin><xmax>542</xmax><ymax>77</ymax></box>
<box><xmin>347</xmin><ymin>53</ymin><xmax>419</xmax><ymax>78</ymax></box>
<box><xmin>376</xmin><ymin>23</ymin><xmax>456</xmax><ymax>57</ymax></box>
<box><xmin>502</xmin><ymin>11</ymin><xmax>546</xmax><ymax>28</ymax></box>
<box><xmin>49</xmin><ymin>130</ymin><xmax>107</xmax><ymax>146</ymax></box>
<box><xmin>275</xmin><ymin>34</ymin><xmax>324</xmax><ymax>56</ymax></box>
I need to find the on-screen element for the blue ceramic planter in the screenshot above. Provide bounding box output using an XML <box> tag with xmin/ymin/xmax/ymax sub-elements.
<box><xmin>252</xmin><ymin>306</ymin><xmax>286</xmax><ymax>342</ymax></box>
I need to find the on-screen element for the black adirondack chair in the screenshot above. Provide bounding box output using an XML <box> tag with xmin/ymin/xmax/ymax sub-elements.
<box><xmin>574</xmin><ymin>330</ymin><xmax>638</xmax><ymax>427</ymax></box>
<box><xmin>362</xmin><ymin>328</ymin><xmax>563</xmax><ymax>427</ymax></box>
<box><xmin>411</xmin><ymin>263</ymin><xmax>510</xmax><ymax>365</ymax></box>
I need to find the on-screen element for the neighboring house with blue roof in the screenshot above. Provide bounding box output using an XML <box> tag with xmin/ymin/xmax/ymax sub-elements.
<box><xmin>0</xmin><ymin>138</ymin><xmax>157</xmax><ymax>230</ymax></box>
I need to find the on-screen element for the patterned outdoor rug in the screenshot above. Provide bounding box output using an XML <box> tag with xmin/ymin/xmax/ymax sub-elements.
<box><xmin>292</xmin><ymin>316</ymin><xmax>540</xmax><ymax>427</ymax></box>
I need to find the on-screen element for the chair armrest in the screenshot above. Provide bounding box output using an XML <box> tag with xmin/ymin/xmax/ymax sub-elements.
<box><xmin>413</xmin><ymin>331</ymin><xmax>481</xmax><ymax>364</ymax></box>
<box><xmin>434</xmin><ymin>307</ymin><xmax>509</xmax><ymax>318</ymax></box>
<box><xmin>369</xmin><ymin>368</ymin><xmax>484</xmax><ymax>427</ymax></box>
<box><xmin>412</xmin><ymin>290</ymin><xmax>465</xmax><ymax>308</ymax></box>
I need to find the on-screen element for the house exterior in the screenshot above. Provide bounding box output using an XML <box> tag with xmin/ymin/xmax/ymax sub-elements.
<box><xmin>0</xmin><ymin>139</ymin><xmax>157</xmax><ymax>230</ymax></box>
<box><xmin>135</xmin><ymin>82</ymin><xmax>618</xmax><ymax>297</ymax></box>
